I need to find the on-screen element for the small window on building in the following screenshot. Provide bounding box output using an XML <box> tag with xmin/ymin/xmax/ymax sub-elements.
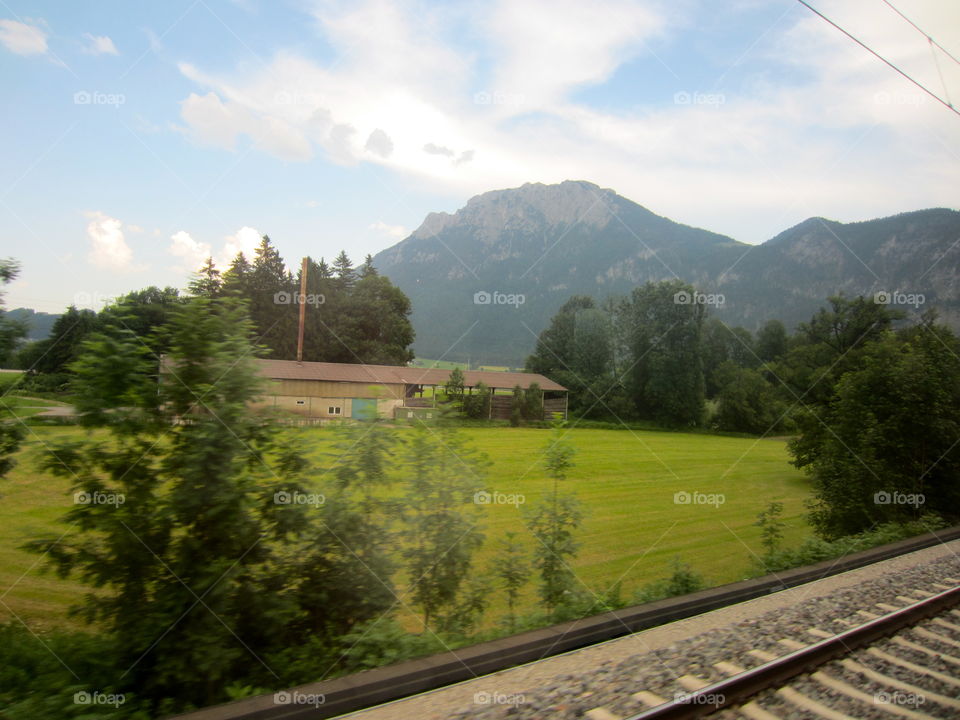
<box><xmin>328</xmin><ymin>406</ymin><xmax>341</xmax><ymax>415</ymax></box>
<box><xmin>296</xmin><ymin>400</ymin><xmax>305</xmax><ymax>406</ymax></box>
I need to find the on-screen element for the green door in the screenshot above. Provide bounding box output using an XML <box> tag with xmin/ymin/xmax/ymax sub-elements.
<box><xmin>352</xmin><ymin>398</ymin><xmax>378</xmax><ymax>420</ymax></box>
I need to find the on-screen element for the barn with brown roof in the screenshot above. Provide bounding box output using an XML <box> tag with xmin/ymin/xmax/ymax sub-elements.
<box><xmin>250</xmin><ymin>358</ymin><xmax>567</xmax><ymax>420</ymax></box>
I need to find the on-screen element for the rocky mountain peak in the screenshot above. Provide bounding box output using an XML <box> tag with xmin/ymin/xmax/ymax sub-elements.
<box><xmin>410</xmin><ymin>180</ymin><xmax>625</xmax><ymax>242</ymax></box>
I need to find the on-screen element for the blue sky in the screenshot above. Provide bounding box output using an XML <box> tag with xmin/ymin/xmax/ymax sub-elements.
<box><xmin>1</xmin><ymin>0</ymin><xmax>957</xmax><ymax>313</ymax></box>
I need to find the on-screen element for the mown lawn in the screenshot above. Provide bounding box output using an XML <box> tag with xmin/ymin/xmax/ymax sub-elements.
<box><xmin>0</xmin><ymin>424</ymin><xmax>812</xmax><ymax>631</ymax></box>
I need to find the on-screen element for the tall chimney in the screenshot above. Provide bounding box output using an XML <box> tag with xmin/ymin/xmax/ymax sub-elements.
<box><xmin>296</xmin><ymin>256</ymin><xmax>308</xmax><ymax>363</ymax></box>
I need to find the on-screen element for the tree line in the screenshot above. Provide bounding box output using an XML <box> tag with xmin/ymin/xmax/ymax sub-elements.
<box><xmin>528</xmin><ymin>280</ymin><xmax>960</xmax><ymax>537</ymax></box>
<box><xmin>7</xmin><ymin>236</ymin><xmax>415</xmax><ymax>391</ymax></box>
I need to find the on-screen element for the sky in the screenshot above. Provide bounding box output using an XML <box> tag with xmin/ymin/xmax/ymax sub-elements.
<box><xmin>1</xmin><ymin>0</ymin><xmax>958</xmax><ymax>313</ymax></box>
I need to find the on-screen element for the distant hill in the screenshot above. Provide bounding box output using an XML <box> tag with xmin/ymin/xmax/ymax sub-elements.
<box><xmin>374</xmin><ymin>181</ymin><xmax>960</xmax><ymax>367</ymax></box>
<box><xmin>6</xmin><ymin>308</ymin><xmax>60</xmax><ymax>341</ymax></box>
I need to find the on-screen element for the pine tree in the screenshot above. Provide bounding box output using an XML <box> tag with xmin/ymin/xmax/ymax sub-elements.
<box><xmin>28</xmin><ymin>298</ymin><xmax>313</xmax><ymax>707</ymax></box>
<box><xmin>360</xmin><ymin>254</ymin><xmax>378</xmax><ymax>278</ymax></box>
<box><xmin>188</xmin><ymin>257</ymin><xmax>222</xmax><ymax>298</ymax></box>
<box><xmin>332</xmin><ymin>250</ymin><xmax>355</xmax><ymax>290</ymax></box>
<box><xmin>221</xmin><ymin>252</ymin><xmax>252</xmax><ymax>297</ymax></box>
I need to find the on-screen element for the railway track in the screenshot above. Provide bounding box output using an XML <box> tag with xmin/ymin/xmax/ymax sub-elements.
<box><xmin>171</xmin><ymin>529</ymin><xmax>960</xmax><ymax>720</ymax></box>
<box><xmin>582</xmin><ymin>578</ymin><xmax>960</xmax><ymax>720</ymax></box>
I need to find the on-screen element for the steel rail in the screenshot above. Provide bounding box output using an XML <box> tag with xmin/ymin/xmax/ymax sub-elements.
<box><xmin>625</xmin><ymin>584</ymin><xmax>960</xmax><ymax>719</ymax></box>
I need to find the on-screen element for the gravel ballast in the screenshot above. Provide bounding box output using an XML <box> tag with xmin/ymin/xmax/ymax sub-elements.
<box><xmin>336</xmin><ymin>539</ymin><xmax>960</xmax><ymax>720</ymax></box>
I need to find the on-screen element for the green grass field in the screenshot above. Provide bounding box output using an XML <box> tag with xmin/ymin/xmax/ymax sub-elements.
<box><xmin>409</xmin><ymin>358</ymin><xmax>470</xmax><ymax>371</ymax></box>
<box><xmin>0</xmin><ymin>425</ymin><xmax>811</xmax><ymax>632</ymax></box>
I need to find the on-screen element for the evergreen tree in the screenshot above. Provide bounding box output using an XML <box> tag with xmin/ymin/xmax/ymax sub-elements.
<box><xmin>28</xmin><ymin>298</ymin><xmax>313</xmax><ymax>708</ymax></box>
<box><xmin>332</xmin><ymin>250</ymin><xmax>356</xmax><ymax>290</ymax></box>
<box><xmin>188</xmin><ymin>257</ymin><xmax>223</xmax><ymax>298</ymax></box>
<box><xmin>360</xmin><ymin>254</ymin><xmax>378</xmax><ymax>278</ymax></box>
<box><xmin>221</xmin><ymin>251</ymin><xmax>252</xmax><ymax>298</ymax></box>
<box><xmin>247</xmin><ymin>235</ymin><xmax>296</xmax><ymax>357</ymax></box>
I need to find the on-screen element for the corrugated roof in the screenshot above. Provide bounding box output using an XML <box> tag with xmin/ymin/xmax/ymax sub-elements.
<box><xmin>253</xmin><ymin>358</ymin><xmax>567</xmax><ymax>391</ymax></box>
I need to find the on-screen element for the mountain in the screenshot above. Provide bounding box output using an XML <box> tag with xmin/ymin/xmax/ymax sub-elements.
<box><xmin>373</xmin><ymin>181</ymin><xmax>960</xmax><ymax>367</ymax></box>
<box><xmin>6</xmin><ymin>308</ymin><xmax>60</xmax><ymax>341</ymax></box>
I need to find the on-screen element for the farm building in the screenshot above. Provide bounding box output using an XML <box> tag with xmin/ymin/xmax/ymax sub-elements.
<box><xmin>250</xmin><ymin>358</ymin><xmax>568</xmax><ymax>420</ymax></box>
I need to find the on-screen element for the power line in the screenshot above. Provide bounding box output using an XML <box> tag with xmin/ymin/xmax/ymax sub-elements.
<box><xmin>881</xmin><ymin>0</ymin><xmax>958</xmax><ymax>108</ymax></box>
<box><xmin>880</xmin><ymin>0</ymin><xmax>960</xmax><ymax>67</ymax></box>
<box><xmin>795</xmin><ymin>0</ymin><xmax>959</xmax><ymax>116</ymax></box>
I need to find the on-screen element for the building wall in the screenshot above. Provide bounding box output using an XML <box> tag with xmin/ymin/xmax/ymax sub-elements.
<box><xmin>270</xmin><ymin>379</ymin><xmax>406</xmax><ymax>400</ymax></box>
<box><xmin>254</xmin><ymin>380</ymin><xmax>407</xmax><ymax>419</ymax></box>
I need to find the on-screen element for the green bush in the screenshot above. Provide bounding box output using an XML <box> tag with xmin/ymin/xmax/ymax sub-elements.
<box><xmin>0</xmin><ymin>623</ymin><xmax>152</xmax><ymax>719</ymax></box>
<box><xmin>633</xmin><ymin>557</ymin><xmax>707</xmax><ymax>604</ymax></box>
<box><xmin>751</xmin><ymin>515</ymin><xmax>949</xmax><ymax>575</ymax></box>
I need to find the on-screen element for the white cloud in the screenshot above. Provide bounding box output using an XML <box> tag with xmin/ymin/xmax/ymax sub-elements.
<box><xmin>177</xmin><ymin>87</ymin><xmax>313</xmax><ymax>161</ymax></box>
<box><xmin>484</xmin><ymin>0</ymin><xmax>664</xmax><ymax>109</ymax></box>
<box><xmin>85</xmin><ymin>211</ymin><xmax>134</xmax><ymax>270</ymax></box>
<box><xmin>0</xmin><ymin>19</ymin><xmax>48</xmax><ymax>56</ymax></box>
<box><xmin>169</xmin><ymin>230</ymin><xmax>211</xmax><ymax>273</ymax></box>
<box><xmin>126</xmin><ymin>224</ymin><xmax>145</xmax><ymax>233</ymax></box>
<box><xmin>172</xmin><ymin>0</ymin><xmax>960</xmax><ymax>243</ymax></box>
<box><xmin>369</xmin><ymin>221</ymin><xmax>408</xmax><ymax>239</ymax></box>
<box><xmin>81</xmin><ymin>32</ymin><xmax>118</xmax><ymax>55</ymax></box>
<box><xmin>219</xmin><ymin>226</ymin><xmax>261</xmax><ymax>266</ymax></box>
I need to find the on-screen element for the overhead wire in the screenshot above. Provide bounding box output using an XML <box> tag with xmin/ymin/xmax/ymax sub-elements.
<box><xmin>880</xmin><ymin>0</ymin><xmax>958</xmax><ymax>108</ymax></box>
<box><xmin>794</xmin><ymin>0</ymin><xmax>959</xmax><ymax>116</ymax></box>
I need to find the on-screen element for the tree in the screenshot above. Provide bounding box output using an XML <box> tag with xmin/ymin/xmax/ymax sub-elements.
<box><xmin>332</xmin><ymin>250</ymin><xmax>356</xmax><ymax>290</ymax></box>
<box><xmin>247</xmin><ymin>235</ymin><xmax>295</xmax><ymax>356</ymax></box>
<box><xmin>221</xmin><ymin>251</ymin><xmax>253</xmax><ymax>298</ymax></box>
<box><xmin>755</xmin><ymin>501</ymin><xmax>785</xmax><ymax>558</ymax></box>
<box><xmin>525</xmin><ymin>430</ymin><xmax>582</xmax><ymax>619</ymax></box>
<box><xmin>755</xmin><ymin>319</ymin><xmax>788</xmax><ymax>363</ymax></box>
<box><xmin>98</xmin><ymin>286</ymin><xmax>184</xmax><ymax>360</ymax></box>
<box><xmin>0</xmin><ymin>258</ymin><xmax>24</xmax><ymax>478</ymax></box>
<box><xmin>360</xmin><ymin>254</ymin><xmax>378</xmax><ymax>278</ymax></box>
<box><xmin>626</xmin><ymin>280</ymin><xmax>706</xmax><ymax>427</ymax></box>
<box><xmin>188</xmin><ymin>257</ymin><xmax>223</xmax><ymax>298</ymax></box>
<box><xmin>792</xmin><ymin>326</ymin><xmax>960</xmax><ymax>538</ymax></box>
<box><xmin>29</xmin><ymin>298</ymin><xmax>313</xmax><ymax>708</ymax></box>
<box><xmin>330</xmin><ymin>272</ymin><xmax>415</xmax><ymax>365</ymax></box>
<box><xmin>495</xmin><ymin>532</ymin><xmax>529</xmax><ymax>632</ymax></box>
<box><xmin>399</xmin><ymin>426</ymin><xmax>487</xmax><ymax>630</ymax></box>
<box><xmin>509</xmin><ymin>384</ymin><xmax>523</xmax><ymax>427</ymax></box>
<box><xmin>445</xmin><ymin>367</ymin><xmax>465</xmax><ymax>407</ymax></box>
<box><xmin>18</xmin><ymin>305</ymin><xmax>100</xmax><ymax>377</ymax></box>
<box><xmin>291</xmin><ymin>423</ymin><xmax>399</xmax><ymax>648</ymax></box>
<box><xmin>700</xmin><ymin>318</ymin><xmax>757</xmax><ymax>399</ymax></box>
<box><xmin>0</xmin><ymin>259</ymin><xmax>26</xmax><ymax>367</ymax></box>
<box><xmin>462</xmin><ymin>380</ymin><xmax>491</xmax><ymax>419</ymax></box>
<box><xmin>523</xmin><ymin>382</ymin><xmax>543</xmax><ymax>421</ymax></box>
<box><xmin>713</xmin><ymin>363</ymin><xmax>789</xmax><ymax>435</ymax></box>
<box><xmin>526</xmin><ymin>296</ymin><xmax>617</xmax><ymax>418</ymax></box>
